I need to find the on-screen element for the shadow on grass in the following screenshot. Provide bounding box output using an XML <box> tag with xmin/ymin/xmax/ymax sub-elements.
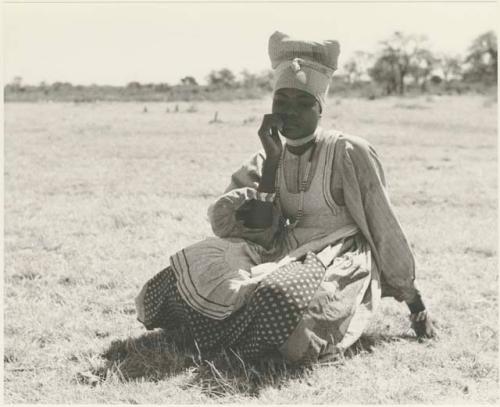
<box><xmin>351</xmin><ymin>331</ymin><xmax>421</xmax><ymax>354</ymax></box>
<box><xmin>93</xmin><ymin>327</ymin><xmax>197</xmax><ymax>382</ymax></box>
<box><xmin>79</xmin><ymin>328</ymin><xmax>419</xmax><ymax>398</ymax></box>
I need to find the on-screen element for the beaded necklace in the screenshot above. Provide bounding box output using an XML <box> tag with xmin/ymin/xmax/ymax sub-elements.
<box><xmin>275</xmin><ymin>140</ymin><xmax>318</xmax><ymax>229</ymax></box>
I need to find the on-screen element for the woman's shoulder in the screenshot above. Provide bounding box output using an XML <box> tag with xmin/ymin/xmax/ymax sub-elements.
<box><xmin>321</xmin><ymin>128</ymin><xmax>375</xmax><ymax>157</ymax></box>
<box><xmin>321</xmin><ymin>129</ymin><xmax>386</xmax><ymax>185</ymax></box>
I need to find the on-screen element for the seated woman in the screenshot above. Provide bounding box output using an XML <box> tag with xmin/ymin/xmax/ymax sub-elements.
<box><xmin>135</xmin><ymin>31</ymin><xmax>435</xmax><ymax>364</ymax></box>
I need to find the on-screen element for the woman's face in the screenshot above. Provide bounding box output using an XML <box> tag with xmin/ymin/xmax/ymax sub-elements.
<box><xmin>272</xmin><ymin>88</ymin><xmax>322</xmax><ymax>139</ymax></box>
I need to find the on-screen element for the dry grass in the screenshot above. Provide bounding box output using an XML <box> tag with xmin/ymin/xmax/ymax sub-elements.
<box><xmin>4</xmin><ymin>95</ymin><xmax>498</xmax><ymax>403</ymax></box>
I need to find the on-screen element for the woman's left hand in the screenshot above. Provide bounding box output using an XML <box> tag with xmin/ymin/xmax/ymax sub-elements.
<box><xmin>410</xmin><ymin>310</ymin><xmax>437</xmax><ymax>339</ymax></box>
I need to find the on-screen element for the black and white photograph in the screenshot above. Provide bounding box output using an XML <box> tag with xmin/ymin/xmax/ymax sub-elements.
<box><xmin>3</xmin><ymin>0</ymin><xmax>498</xmax><ymax>403</ymax></box>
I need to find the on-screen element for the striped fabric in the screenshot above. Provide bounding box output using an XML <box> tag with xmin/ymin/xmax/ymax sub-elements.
<box><xmin>168</xmin><ymin>237</ymin><xmax>266</xmax><ymax>320</ymax></box>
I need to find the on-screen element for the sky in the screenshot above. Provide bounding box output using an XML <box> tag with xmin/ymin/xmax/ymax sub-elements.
<box><xmin>3</xmin><ymin>1</ymin><xmax>498</xmax><ymax>86</ymax></box>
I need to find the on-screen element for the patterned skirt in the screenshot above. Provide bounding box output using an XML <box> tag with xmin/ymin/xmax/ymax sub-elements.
<box><xmin>135</xmin><ymin>233</ymin><xmax>379</xmax><ymax>363</ymax></box>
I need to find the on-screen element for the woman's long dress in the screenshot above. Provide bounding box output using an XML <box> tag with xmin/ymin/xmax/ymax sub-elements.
<box><xmin>135</xmin><ymin>130</ymin><xmax>415</xmax><ymax>363</ymax></box>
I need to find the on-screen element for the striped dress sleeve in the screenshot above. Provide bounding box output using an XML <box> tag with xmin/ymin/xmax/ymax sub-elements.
<box><xmin>335</xmin><ymin>135</ymin><xmax>420</xmax><ymax>303</ymax></box>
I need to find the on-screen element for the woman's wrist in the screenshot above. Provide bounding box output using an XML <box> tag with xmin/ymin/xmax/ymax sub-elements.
<box><xmin>263</xmin><ymin>157</ymin><xmax>280</xmax><ymax>173</ymax></box>
<box><xmin>258</xmin><ymin>158</ymin><xmax>280</xmax><ymax>193</ymax></box>
<box><xmin>406</xmin><ymin>293</ymin><xmax>426</xmax><ymax>314</ymax></box>
<box><xmin>254</xmin><ymin>191</ymin><xmax>276</xmax><ymax>202</ymax></box>
<box><xmin>265</xmin><ymin>154</ymin><xmax>281</xmax><ymax>165</ymax></box>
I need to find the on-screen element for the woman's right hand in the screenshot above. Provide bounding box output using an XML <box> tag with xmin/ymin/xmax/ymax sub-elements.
<box><xmin>410</xmin><ymin>310</ymin><xmax>437</xmax><ymax>339</ymax></box>
<box><xmin>258</xmin><ymin>113</ymin><xmax>284</xmax><ymax>162</ymax></box>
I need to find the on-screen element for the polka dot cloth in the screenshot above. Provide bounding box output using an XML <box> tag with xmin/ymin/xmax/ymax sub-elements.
<box><xmin>141</xmin><ymin>268</ymin><xmax>187</xmax><ymax>331</ymax></box>
<box><xmin>138</xmin><ymin>252</ymin><xmax>326</xmax><ymax>359</ymax></box>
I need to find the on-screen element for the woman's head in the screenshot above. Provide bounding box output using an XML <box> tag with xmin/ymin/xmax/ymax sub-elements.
<box><xmin>272</xmin><ymin>88</ymin><xmax>321</xmax><ymax>139</ymax></box>
<box><xmin>268</xmin><ymin>31</ymin><xmax>340</xmax><ymax>138</ymax></box>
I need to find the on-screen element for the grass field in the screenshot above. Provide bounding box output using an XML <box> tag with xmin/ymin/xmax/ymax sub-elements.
<box><xmin>4</xmin><ymin>95</ymin><xmax>498</xmax><ymax>403</ymax></box>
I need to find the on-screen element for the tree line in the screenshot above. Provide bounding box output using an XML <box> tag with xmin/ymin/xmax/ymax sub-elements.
<box><xmin>5</xmin><ymin>30</ymin><xmax>496</xmax><ymax>102</ymax></box>
<box><xmin>346</xmin><ymin>30</ymin><xmax>496</xmax><ymax>96</ymax></box>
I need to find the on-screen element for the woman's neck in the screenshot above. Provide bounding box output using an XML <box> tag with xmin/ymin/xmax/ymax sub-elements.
<box><xmin>286</xmin><ymin>138</ymin><xmax>316</xmax><ymax>155</ymax></box>
<box><xmin>285</xmin><ymin>128</ymin><xmax>320</xmax><ymax>155</ymax></box>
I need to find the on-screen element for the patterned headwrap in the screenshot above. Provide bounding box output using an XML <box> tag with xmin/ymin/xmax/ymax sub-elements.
<box><xmin>268</xmin><ymin>31</ymin><xmax>340</xmax><ymax>110</ymax></box>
